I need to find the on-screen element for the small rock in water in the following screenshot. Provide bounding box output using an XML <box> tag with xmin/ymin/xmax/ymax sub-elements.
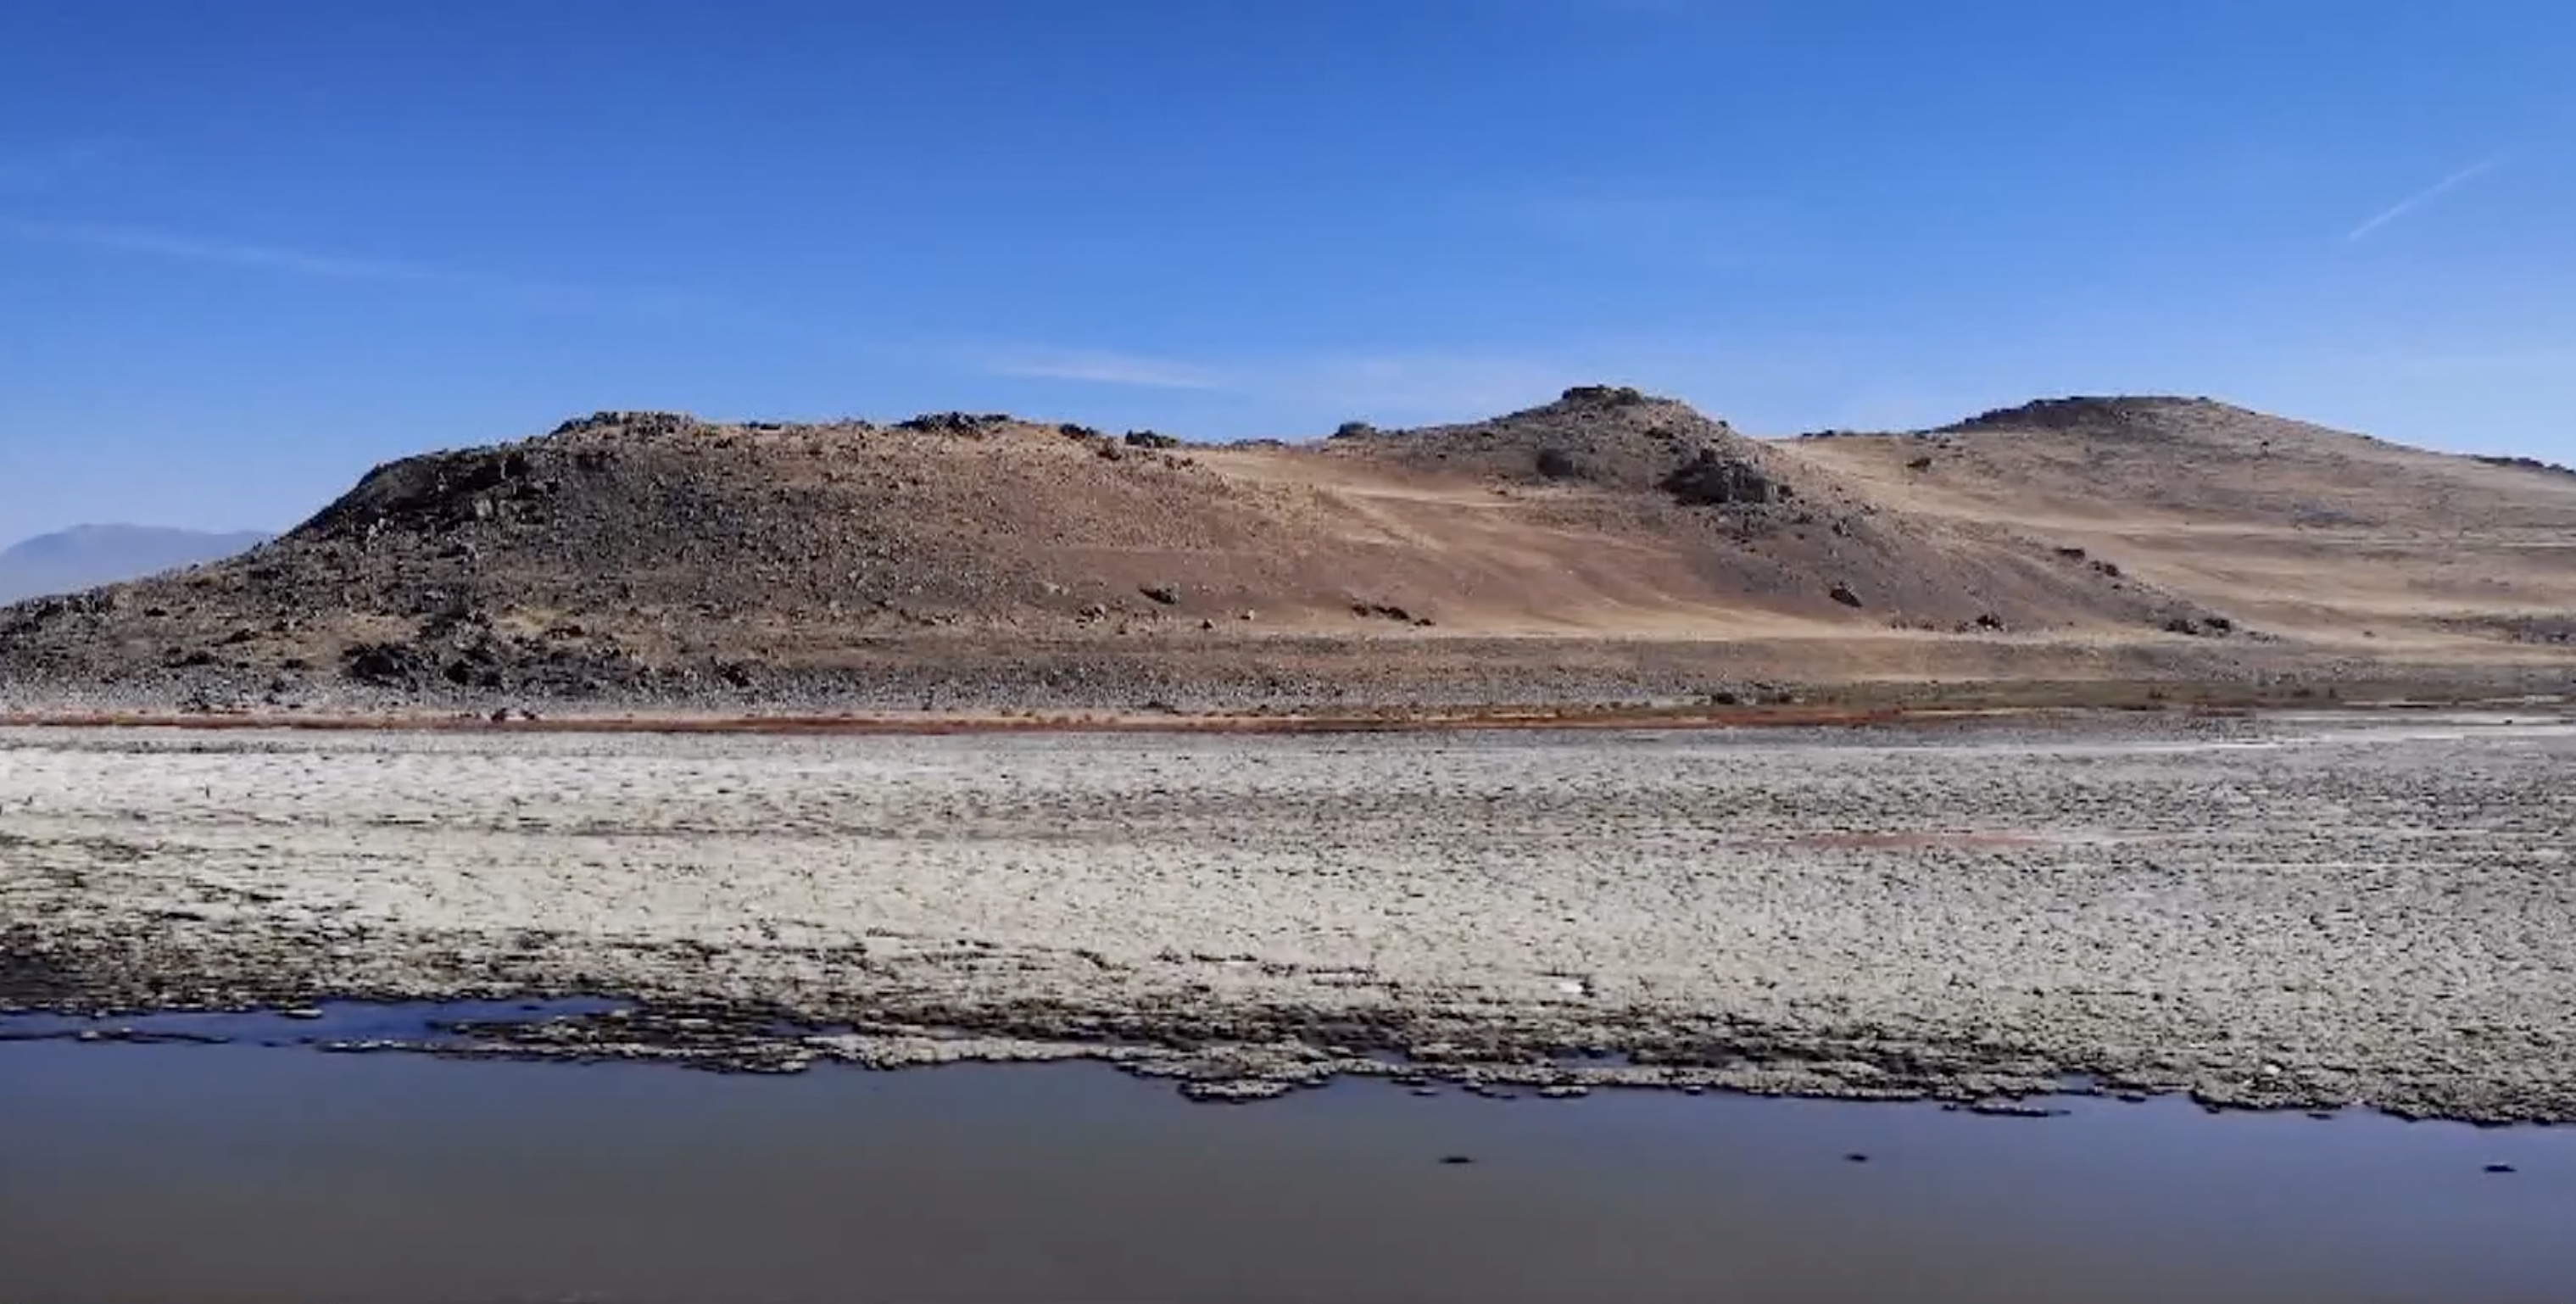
<box><xmin>1179</xmin><ymin>1078</ymin><xmax>1295</xmax><ymax>1104</ymax></box>
<box><xmin>1410</xmin><ymin>1087</ymin><xmax>1441</xmax><ymax>1098</ymax></box>
<box><xmin>1538</xmin><ymin>1084</ymin><xmax>1591</xmax><ymax>1099</ymax></box>
<box><xmin>1966</xmin><ymin>1099</ymin><xmax>2064</xmax><ymax>1118</ymax></box>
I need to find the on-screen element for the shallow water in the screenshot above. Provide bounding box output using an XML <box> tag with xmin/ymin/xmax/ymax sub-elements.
<box><xmin>3</xmin><ymin>1009</ymin><xmax>2573</xmax><ymax>1303</ymax></box>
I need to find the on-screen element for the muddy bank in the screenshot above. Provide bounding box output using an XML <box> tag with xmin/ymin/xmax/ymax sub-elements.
<box><xmin>4</xmin><ymin>629</ymin><xmax>2571</xmax><ymax>725</ymax></box>
<box><xmin>4</xmin><ymin>715</ymin><xmax>2574</xmax><ymax>1120</ymax></box>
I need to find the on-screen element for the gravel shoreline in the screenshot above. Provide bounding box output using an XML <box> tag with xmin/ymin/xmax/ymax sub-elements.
<box><xmin>6</xmin><ymin>628</ymin><xmax>2573</xmax><ymax>725</ymax></box>
<box><xmin>5</xmin><ymin>714</ymin><xmax>2573</xmax><ymax>1120</ymax></box>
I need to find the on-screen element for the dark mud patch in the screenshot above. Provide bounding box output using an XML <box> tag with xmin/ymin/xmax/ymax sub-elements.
<box><xmin>0</xmin><ymin>998</ymin><xmax>2351</xmax><ymax>1127</ymax></box>
<box><xmin>0</xmin><ymin>998</ymin><xmax>625</xmax><ymax>1050</ymax></box>
<box><xmin>0</xmin><ymin>996</ymin><xmax>2110</xmax><ymax>1111</ymax></box>
<box><xmin>0</xmin><ymin>932</ymin><xmax>81</xmax><ymax>1006</ymax></box>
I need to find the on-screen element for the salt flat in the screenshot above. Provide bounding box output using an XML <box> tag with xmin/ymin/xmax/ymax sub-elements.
<box><xmin>3</xmin><ymin>715</ymin><xmax>2572</xmax><ymax>1119</ymax></box>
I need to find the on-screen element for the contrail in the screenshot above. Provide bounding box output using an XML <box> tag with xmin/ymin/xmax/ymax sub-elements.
<box><xmin>2346</xmin><ymin>155</ymin><xmax>2503</xmax><ymax>242</ymax></box>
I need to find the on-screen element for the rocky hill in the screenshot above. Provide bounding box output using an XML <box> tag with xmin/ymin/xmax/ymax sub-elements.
<box><xmin>2</xmin><ymin>389</ymin><xmax>2570</xmax><ymax>711</ymax></box>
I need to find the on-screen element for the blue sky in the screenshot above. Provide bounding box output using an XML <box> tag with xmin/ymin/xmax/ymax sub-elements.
<box><xmin>3</xmin><ymin>0</ymin><xmax>2571</xmax><ymax>541</ymax></box>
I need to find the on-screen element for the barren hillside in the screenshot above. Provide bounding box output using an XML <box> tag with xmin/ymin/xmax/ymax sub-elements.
<box><xmin>1788</xmin><ymin>396</ymin><xmax>2576</xmax><ymax>652</ymax></box>
<box><xmin>1</xmin><ymin>388</ymin><xmax>2569</xmax><ymax>710</ymax></box>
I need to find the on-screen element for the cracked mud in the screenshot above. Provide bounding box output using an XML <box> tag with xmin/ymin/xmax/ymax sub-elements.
<box><xmin>3</xmin><ymin>714</ymin><xmax>2572</xmax><ymax>1120</ymax></box>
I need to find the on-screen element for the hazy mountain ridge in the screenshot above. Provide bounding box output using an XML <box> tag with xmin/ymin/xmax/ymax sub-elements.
<box><xmin>0</xmin><ymin>525</ymin><xmax>272</xmax><ymax>605</ymax></box>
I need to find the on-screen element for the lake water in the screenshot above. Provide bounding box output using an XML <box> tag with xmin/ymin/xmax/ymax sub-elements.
<box><xmin>3</xmin><ymin>1006</ymin><xmax>2573</xmax><ymax>1304</ymax></box>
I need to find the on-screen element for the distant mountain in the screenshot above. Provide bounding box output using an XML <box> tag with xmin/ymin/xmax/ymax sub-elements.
<box><xmin>0</xmin><ymin>525</ymin><xmax>270</xmax><ymax>605</ymax></box>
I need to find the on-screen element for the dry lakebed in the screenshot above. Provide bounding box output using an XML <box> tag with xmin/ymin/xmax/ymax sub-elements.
<box><xmin>3</xmin><ymin>710</ymin><xmax>2573</xmax><ymax>1123</ymax></box>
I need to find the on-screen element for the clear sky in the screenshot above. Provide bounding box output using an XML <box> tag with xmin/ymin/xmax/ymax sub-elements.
<box><xmin>3</xmin><ymin>1</ymin><xmax>2571</xmax><ymax>542</ymax></box>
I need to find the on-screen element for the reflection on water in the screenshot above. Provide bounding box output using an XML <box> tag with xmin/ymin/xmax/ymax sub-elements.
<box><xmin>3</xmin><ymin>1009</ymin><xmax>2573</xmax><ymax>1304</ymax></box>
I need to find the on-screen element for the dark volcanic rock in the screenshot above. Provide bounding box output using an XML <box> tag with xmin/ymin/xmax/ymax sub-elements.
<box><xmin>344</xmin><ymin>641</ymin><xmax>433</xmax><ymax>688</ymax></box>
<box><xmin>1661</xmin><ymin>449</ymin><xmax>1780</xmax><ymax>507</ymax></box>
<box><xmin>1330</xmin><ymin>384</ymin><xmax>1799</xmax><ymax>510</ymax></box>
<box><xmin>1558</xmin><ymin>384</ymin><xmax>1649</xmax><ymax>408</ymax></box>
<box><xmin>896</xmin><ymin>412</ymin><xmax>1005</xmax><ymax>435</ymax></box>
<box><xmin>2473</xmin><ymin>454</ymin><xmax>2576</xmax><ymax>480</ymax></box>
<box><xmin>1941</xmin><ymin>396</ymin><xmax>2216</xmax><ymax>437</ymax></box>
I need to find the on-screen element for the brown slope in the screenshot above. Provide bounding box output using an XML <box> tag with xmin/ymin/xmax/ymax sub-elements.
<box><xmin>1302</xmin><ymin>384</ymin><xmax>2189</xmax><ymax>634</ymax></box>
<box><xmin>0</xmin><ymin>389</ymin><xmax>2200</xmax><ymax>702</ymax></box>
<box><xmin>1783</xmin><ymin>396</ymin><xmax>2576</xmax><ymax>649</ymax></box>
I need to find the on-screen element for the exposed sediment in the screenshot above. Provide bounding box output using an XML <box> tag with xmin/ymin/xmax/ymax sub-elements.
<box><xmin>4</xmin><ymin>714</ymin><xmax>2573</xmax><ymax>1121</ymax></box>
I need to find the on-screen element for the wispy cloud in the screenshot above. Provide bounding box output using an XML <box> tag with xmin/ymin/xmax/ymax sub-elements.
<box><xmin>970</xmin><ymin>341</ymin><xmax>1595</xmax><ymax>412</ymax></box>
<box><xmin>970</xmin><ymin>338</ymin><xmax>1799</xmax><ymax>425</ymax></box>
<box><xmin>0</xmin><ymin>215</ymin><xmax>817</xmax><ymax>341</ymax></box>
<box><xmin>979</xmin><ymin>346</ymin><xmax>1229</xmax><ymax>390</ymax></box>
<box><xmin>2345</xmin><ymin>155</ymin><xmax>2503</xmax><ymax>242</ymax></box>
<box><xmin>0</xmin><ymin>217</ymin><xmax>438</xmax><ymax>281</ymax></box>
<box><xmin>1274</xmin><ymin>353</ymin><xmax>1591</xmax><ymax>418</ymax></box>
